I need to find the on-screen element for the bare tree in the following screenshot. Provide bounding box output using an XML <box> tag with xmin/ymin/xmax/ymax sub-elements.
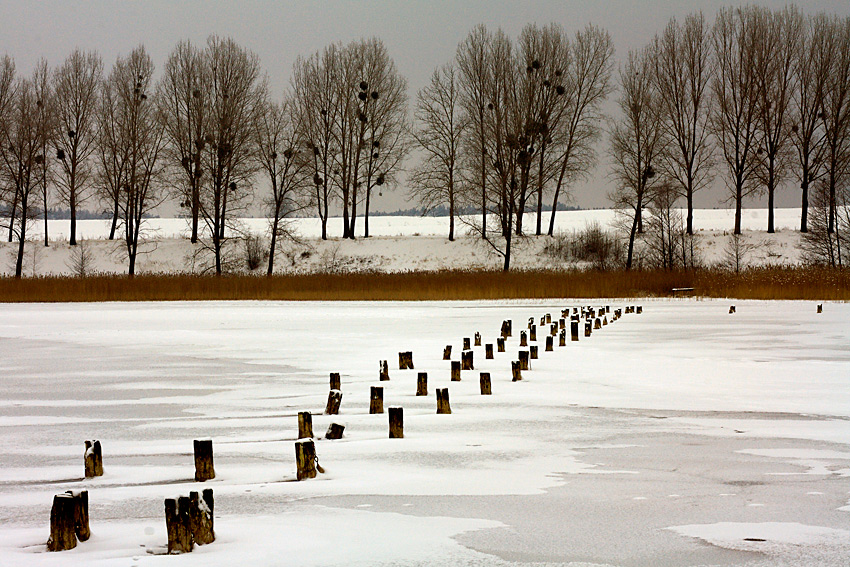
<box><xmin>790</xmin><ymin>13</ymin><xmax>831</xmax><ymax>233</ymax></box>
<box><xmin>752</xmin><ymin>6</ymin><xmax>802</xmax><ymax>234</ymax></box>
<box><xmin>95</xmin><ymin>63</ymin><xmax>127</xmax><ymax>242</ymax></box>
<box><xmin>653</xmin><ymin>12</ymin><xmax>714</xmax><ymax>235</ymax></box>
<box><xmin>547</xmin><ymin>24</ymin><xmax>614</xmax><ymax>236</ymax></box>
<box><xmin>0</xmin><ymin>71</ymin><xmax>49</xmax><ymax>277</ymax></box>
<box><xmin>53</xmin><ymin>49</ymin><xmax>102</xmax><ymax>246</ymax></box>
<box><xmin>157</xmin><ymin>40</ymin><xmax>208</xmax><ymax>244</ymax></box>
<box><xmin>800</xmin><ymin>178</ymin><xmax>849</xmax><ymax>267</ymax></box>
<box><xmin>409</xmin><ymin>63</ymin><xmax>467</xmax><ymax>241</ymax></box>
<box><xmin>253</xmin><ymin>91</ymin><xmax>311</xmax><ymax>275</ymax></box>
<box><xmin>711</xmin><ymin>6</ymin><xmax>762</xmax><ymax>235</ymax></box>
<box><xmin>820</xmin><ymin>15</ymin><xmax>850</xmax><ymax>235</ymax></box>
<box><xmin>104</xmin><ymin>45</ymin><xmax>166</xmax><ymax>276</ymax></box>
<box><xmin>32</xmin><ymin>59</ymin><xmax>53</xmax><ymax>248</ymax></box>
<box><xmin>609</xmin><ymin>47</ymin><xmax>666</xmax><ymax>270</ymax></box>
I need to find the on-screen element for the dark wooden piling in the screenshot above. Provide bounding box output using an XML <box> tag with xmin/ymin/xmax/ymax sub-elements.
<box><xmin>530</xmin><ymin>345</ymin><xmax>538</xmax><ymax>359</ymax></box>
<box><xmin>65</xmin><ymin>490</ymin><xmax>90</xmax><ymax>542</ymax></box>
<box><xmin>47</xmin><ymin>493</ymin><xmax>77</xmax><ymax>551</ymax></box>
<box><xmin>636</xmin><ymin>306</ymin><xmax>643</xmax><ymax>314</ymax></box>
<box><xmin>379</xmin><ymin>360</ymin><xmax>390</xmax><ymax>381</ymax></box>
<box><xmin>520</xmin><ymin>331</ymin><xmax>528</xmax><ymax>347</ymax></box>
<box><xmin>485</xmin><ymin>343</ymin><xmax>494</xmax><ymax>359</ymax></box>
<box><xmin>497</xmin><ymin>337</ymin><xmax>505</xmax><ymax>352</ymax></box>
<box><xmin>398</xmin><ymin>351</ymin><xmax>414</xmax><ymax>369</ymax></box>
<box><xmin>559</xmin><ymin>329</ymin><xmax>566</xmax><ymax>347</ymax></box>
<box><xmin>165</xmin><ymin>496</ymin><xmax>192</xmax><ymax>554</ymax></box>
<box><xmin>436</xmin><ymin>388</ymin><xmax>451</xmax><ymax>414</ymax></box>
<box><xmin>545</xmin><ymin>335</ymin><xmax>553</xmax><ymax>352</ymax></box>
<box><xmin>817</xmin><ymin>304</ymin><xmax>823</xmax><ymax>313</ymax></box>
<box><xmin>451</xmin><ymin>360</ymin><xmax>461</xmax><ymax>381</ymax></box>
<box><xmin>388</xmin><ymin>407</ymin><xmax>404</xmax><ymax>438</ymax></box>
<box><xmin>189</xmin><ymin>490</ymin><xmax>215</xmax><ymax>545</ymax></box>
<box><xmin>518</xmin><ymin>350</ymin><xmax>529</xmax><ymax>371</ymax></box>
<box><xmin>369</xmin><ymin>386</ymin><xmax>384</xmax><ymax>414</ymax></box>
<box><xmin>480</xmin><ymin>373</ymin><xmax>492</xmax><ymax>395</ymax></box>
<box><xmin>443</xmin><ymin>345</ymin><xmax>452</xmax><ymax>360</ymax></box>
<box><xmin>585</xmin><ymin>322</ymin><xmax>592</xmax><ymax>337</ymax></box>
<box><xmin>461</xmin><ymin>350</ymin><xmax>474</xmax><ymax>370</ymax></box>
<box><xmin>474</xmin><ymin>332</ymin><xmax>481</xmax><ymax>346</ymax></box>
<box><xmin>295</xmin><ymin>439</ymin><xmax>317</xmax><ymax>480</ymax></box>
<box><xmin>594</xmin><ymin>318</ymin><xmax>601</xmax><ymax>330</ymax></box>
<box><xmin>571</xmin><ymin>320</ymin><xmax>579</xmax><ymax>341</ymax></box>
<box><xmin>329</xmin><ymin>372</ymin><xmax>341</xmax><ymax>391</ymax></box>
<box><xmin>297</xmin><ymin>412</ymin><xmax>313</xmax><ymax>439</ymax></box>
<box><xmin>530</xmin><ymin>325</ymin><xmax>537</xmax><ymax>341</ymax></box>
<box><xmin>417</xmin><ymin>372</ymin><xmax>428</xmax><ymax>396</ymax></box>
<box><xmin>325</xmin><ymin>390</ymin><xmax>342</xmax><ymax>415</ymax></box>
<box><xmin>84</xmin><ymin>440</ymin><xmax>103</xmax><ymax>478</ymax></box>
<box><xmin>463</xmin><ymin>337</ymin><xmax>471</xmax><ymax>351</ymax></box>
<box><xmin>729</xmin><ymin>306</ymin><xmax>736</xmax><ymax>314</ymax></box>
<box><xmin>511</xmin><ymin>361</ymin><xmax>522</xmax><ymax>382</ymax></box>
<box><xmin>193</xmin><ymin>439</ymin><xmax>215</xmax><ymax>481</ymax></box>
<box><xmin>325</xmin><ymin>423</ymin><xmax>345</xmax><ymax>440</ymax></box>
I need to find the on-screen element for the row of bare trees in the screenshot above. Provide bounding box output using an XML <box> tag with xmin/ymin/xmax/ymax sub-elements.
<box><xmin>610</xmin><ymin>7</ymin><xmax>850</xmax><ymax>269</ymax></box>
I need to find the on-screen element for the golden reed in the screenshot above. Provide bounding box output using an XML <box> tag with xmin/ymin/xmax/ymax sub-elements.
<box><xmin>0</xmin><ymin>267</ymin><xmax>847</xmax><ymax>303</ymax></box>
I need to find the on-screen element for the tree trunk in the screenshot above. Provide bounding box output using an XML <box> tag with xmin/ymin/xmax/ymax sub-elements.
<box><xmin>801</xmin><ymin>177</ymin><xmax>809</xmax><ymax>233</ymax></box>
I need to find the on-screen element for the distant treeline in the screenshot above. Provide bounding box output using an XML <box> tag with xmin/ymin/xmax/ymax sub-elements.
<box><xmin>371</xmin><ymin>203</ymin><xmax>581</xmax><ymax>217</ymax></box>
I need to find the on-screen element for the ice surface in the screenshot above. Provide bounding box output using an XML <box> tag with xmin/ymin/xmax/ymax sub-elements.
<box><xmin>0</xmin><ymin>299</ymin><xmax>847</xmax><ymax>566</ymax></box>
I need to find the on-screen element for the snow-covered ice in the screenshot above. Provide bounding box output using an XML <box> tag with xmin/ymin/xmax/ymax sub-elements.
<box><xmin>0</xmin><ymin>299</ymin><xmax>847</xmax><ymax>566</ymax></box>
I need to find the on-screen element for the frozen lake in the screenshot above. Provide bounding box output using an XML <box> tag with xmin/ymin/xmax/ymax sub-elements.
<box><xmin>0</xmin><ymin>299</ymin><xmax>848</xmax><ymax>566</ymax></box>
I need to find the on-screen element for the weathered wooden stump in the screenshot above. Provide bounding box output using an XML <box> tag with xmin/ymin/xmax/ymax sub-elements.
<box><xmin>559</xmin><ymin>329</ymin><xmax>566</xmax><ymax>347</ymax></box>
<box><xmin>369</xmin><ymin>386</ymin><xmax>384</xmax><ymax>414</ymax></box>
<box><xmin>545</xmin><ymin>336</ymin><xmax>554</xmax><ymax>352</ymax></box>
<box><xmin>47</xmin><ymin>493</ymin><xmax>77</xmax><ymax>551</ymax></box>
<box><xmin>603</xmin><ymin>316</ymin><xmax>608</xmax><ymax>326</ymax></box>
<box><xmin>329</xmin><ymin>372</ymin><xmax>341</xmax><ymax>391</ymax></box>
<box><xmin>325</xmin><ymin>423</ymin><xmax>345</xmax><ymax>440</ymax></box>
<box><xmin>817</xmin><ymin>304</ymin><xmax>823</xmax><ymax>313</ymax></box>
<box><xmin>451</xmin><ymin>360</ymin><xmax>461</xmax><ymax>381</ymax></box>
<box><xmin>520</xmin><ymin>331</ymin><xmax>528</xmax><ymax>347</ymax></box>
<box><xmin>325</xmin><ymin>390</ymin><xmax>342</xmax><ymax>415</ymax></box>
<box><xmin>518</xmin><ymin>350</ymin><xmax>529</xmax><ymax>371</ymax></box>
<box><xmin>295</xmin><ymin>439</ymin><xmax>317</xmax><ymax>480</ymax></box>
<box><xmin>379</xmin><ymin>360</ymin><xmax>390</xmax><ymax>381</ymax></box>
<box><xmin>388</xmin><ymin>407</ymin><xmax>404</xmax><ymax>438</ymax></box>
<box><xmin>398</xmin><ymin>351</ymin><xmax>414</xmax><ymax>369</ymax></box>
<box><xmin>436</xmin><ymin>388</ymin><xmax>451</xmax><ymax>414</ymax></box>
<box><xmin>297</xmin><ymin>412</ymin><xmax>313</xmax><ymax>439</ymax></box>
<box><xmin>485</xmin><ymin>343</ymin><xmax>494</xmax><ymax>359</ymax></box>
<box><xmin>64</xmin><ymin>490</ymin><xmax>90</xmax><ymax>542</ymax></box>
<box><xmin>539</xmin><ymin>315</ymin><xmax>546</xmax><ymax>326</ymax></box>
<box><xmin>636</xmin><ymin>306</ymin><xmax>643</xmax><ymax>314</ymax></box>
<box><xmin>500</xmin><ymin>320</ymin><xmax>512</xmax><ymax>337</ymax></box>
<box><xmin>594</xmin><ymin>318</ymin><xmax>601</xmax><ymax>330</ymax></box>
<box><xmin>480</xmin><ymin>373</ymin><xmax>492</xmax><ymax>395</ymax></box>
<box><xmin>550</xmin><ymin>323</ymin><xmax>558</xmax><ymax>336</ymax></box>
<box><xmin>164</xmin><ymin>496</ymin><xmax>192</xmax><ymax>554</ymax></box>
<box><xmin>193</xmin><ymin>439</ymin><xmax>215</xmax><ymax>482</ymax></box>
<box><xmin>729</xmin><ymin>305</ymin><xmax>736</xmax><ymax>314</ymax></box>
<box><xmin>529</xmin><ymin>325</ymin><xmax>537</xmax><ymax>341</ymax></box>
<box><xmin>545</xmin><ymin>313</ymin><xmax>552</xmax><ymax>324</ymax></box>
<box><xmin>443</xmin><ymin>345</ymin><xmax>452</xmax><ymax>360</ymax></box>
<box><xmin>511</xmin><ymin>361</ymin><xmax>522</xmax><ymax>382</ymax></box>
<box><xmin>463</xmin><ymin>337</ymin><xmax>471</xmax><ymax>351</ymax></box>
<box><xmin>84</xmin><ymin>440</ymin><xmax>103</xmax><ymax>478</ymax></box>
<box><xmin>497</xmin><ymin>337</ymin><xmax>505</xmax><ymax>352</ymax></box>
<box><xmin>585</xmin><ymin>322</ymin><xmax>592</xmax><ymax>337</ymax></box>
<box><xmin>528</xmin><ymin>316</ymin><xmax>535</xmax><ymax>329</ymax></box>
<box><xmin>461</xmin><ymin>350</ymin><xmax>474</xmax><ymax>371</ymax></box>
<box><xmin>417</xmin><ymin>372</ymin><xmax>428</xmax><ymax>396</ymax></box>
<box><xmin>530</xmin><ymin>345</ymin><xmax>538</xmax><ymax>359</ymax></box>
<box><xmin>189</xmin><ymin>490</ymin><xmax>215</xmax><ymax>545</ymax></box>
<box><xmin>474</xmin><ymin>332</ymin><xmax>481</xmax><ymax>346</ymax></box>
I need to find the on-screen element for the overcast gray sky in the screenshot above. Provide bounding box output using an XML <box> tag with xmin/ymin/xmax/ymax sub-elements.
<box><xmin>2</xmin><ymin>0</ymin><xmax>849</xmax><ymax>211</ymax></box>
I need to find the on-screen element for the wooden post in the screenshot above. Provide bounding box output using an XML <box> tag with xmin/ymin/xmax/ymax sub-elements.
<box><xmin>462</xmin><ymin>350</ymin><xmax>474</xmax><ymax>371</ymax></box>
<box><xmin>388</xmin><ymin>407</ymin><xmax>403</xmax><ymax>439</ymax></box>
<box><xmin>202</xmin><ymin>488</ymin><xmax>214</xmax><ymax>537</ymax></box>
<box><xmin>329</xmin><ymin>372</ymin><xmax>341</xmax><ymax>391</ymax></box>
<box><xmin>603</xmin><ymin>316</ymin><xmax>608</xmax><ymax>326</ymax></box>
<box><xmin>594</xmin><ymin>318</ymin><xmax>601</xmax><ymax>330</ymax></box>
<box><xmin>480</xmin><ymin>373</ymin><xmax>492</xmax><ymax>395</ymax></box>
<box><xmin>497</xmin><ymin>337</ymin><xmax>505</xmax><ymax>352</ymax></box>
<box><xmin>585</xmin><ymin>322</ymin><xmax>592</xmax><ymax>337</ymax></box>
<box><xmin>530</xmin><ymin>345</ymin><xmax>538</xmax><ymax>359</ymax></box>
<box><xmin>47</xmin><ymin>493</ymin><xmax>77</xmax><ymax>551</ymax></box>
<box><xmin>546</xmin><ymin>336</ymin><xmax>553</xmax><ymax>352</ymax></box>
<box><xmin>550</xmin><ymin>323</ymin><xmax>558</xmax><ymax>336</ymax></box>
<box><xmin>369</xmin><ymin>386</ymin><xmax>384</xmax><ymax>414</ymax></box>
<box><xmin>443</xmin><ymin>345</ymin><xmax>452</xmax><ymax>360</ymax></box>
<box><xmin>84</xmin><ymin>440</ymin><xmax>103</xmax><ymax>478</ymax></box>
<box><xmin>540</xmin><ymin>316</ymin><xmax>546</xmax><ymax>326</ymax></box>
<box><xmin>520</xmin><ymin>331</ymin><xmax>527</xmax><ymax>347</ymax></box>
<box><xmin>729</xmin><ymin>306</ymin><xmax>736</xmax><ymax>314</ymax></box>
<box><xmin>325</xmin><ymin>390</ymin><xmax>342</xmax><ymax>415</ymax></box>
<box><xmin>436</xmin><ymin>388</ymin><xmax>451</xmax><ymax>414</ymax></box>
<box><xmin>528</xmin><ymin>316</ymin><xmax>535</xmax><ymax>329</ymax></box>
<box><xmin>559</xmin><ymin>318</ymin><xmax>566</xmax><ymax>330</ymax></box>
<box><xmin>474</xmin><ymin>332</ymin><xmax>481</xmax><ymax>346</ymax></box>
<box><xmin>165</xmin><ymin>496</ymin><xmax>192</xmax><ymax>554</ymax></box>
<box><xmin>64</xmin><ymin>490</ymin><xmax>90</xmax><ymax>542</ymax></box>
<box><xmin>451</xmin><ymin>360</ymin><xmax>461</xmax><ymax>381</ymax></box>
<box><xmin>379</xmin><ymin>360</ymin><xmax>390</xmax><ymax>381</ymax></box>
<box><xmin>416</xmin><ymin>372</ymin><xmax>428</xmax><ymax>396</ymax></box>
<box><xmin>485</xmin><ymin>343</ymin><xmax>494</xmax><ymax>359</ymax></box>
<box><xmin>636</xmin><ymin>306</ymin><xmax>642</xmax><ymax>314</ymax></box>
<box><xmin>193</xmin><ymin>439</ymin><xmax>215</xmax><ymax>482</ymax></box>
<box><xmin>398</xmin><ymin>351</ymin><xmax>414</xmax><ymax>369</ymax></box>
<box><xmin>571</xmin><ymin>320</ymin><xmax>579</xmax><ymax>341</ymax></box>
<box><xmin>817</xmin><ymin>304</ymin><xmax>823</xmax><ymax>313</ymax></box>
<box><xmin>511</xmin><ymin>361</ymin><xmax>522</xmax><ymax>381</ymax></box>
<box><xmin>518</xmin><ymin>350</ymin><xmax>529</xmax><ymax>371</ymax></box>
<box><xmin>295</xmin><ymin>439</ymin><xmax>317</xmax><ymax>480</ymax></box>
<box><xmin>325</xmin><ymin>423</ymin><xmax>345</xmax><ymax>440</ymax></box>
<box><xmin>530</xmin><ymin>325</ymin><xmax>537</xmax><ymax>341</ymax></box>
<box><xmin>189</xmin><ymin>490</ymin><xmax>214</xmax><ymax>545</ymax></box>
<box><xmin>546</xmin><ymin>313</ymin><xmax>552</xmax><ymax>324</ymax></box>
<box><xmin>463</xmin><ymin>337</ymin><xmax>471</xmax><ymax>351</ymax></box>
<box><xmin>297</xmin><ymin>412</ymin><xmax>313</xmax><ymax>439</ymax></box>
<box><xmin>559</xmin><ymin>329</ymin><xmax>566</xmax><ymax>347</ymax></box>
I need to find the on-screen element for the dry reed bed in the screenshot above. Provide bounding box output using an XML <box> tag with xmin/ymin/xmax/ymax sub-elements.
<box><xmin>0</xmin><ymin>267</ymin><xmax>847</xmax><ymax>303</ymax></box>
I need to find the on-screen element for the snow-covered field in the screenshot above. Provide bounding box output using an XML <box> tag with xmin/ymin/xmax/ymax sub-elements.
<box><xmin>0</xmin><ymin>208</ymin><xmax>805</xmax><ymax>276</ymax></box>
<box><xmin>0</xmin><ymin>299</ymin><xmax>848</xmax><ymax>566</ymax></box>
